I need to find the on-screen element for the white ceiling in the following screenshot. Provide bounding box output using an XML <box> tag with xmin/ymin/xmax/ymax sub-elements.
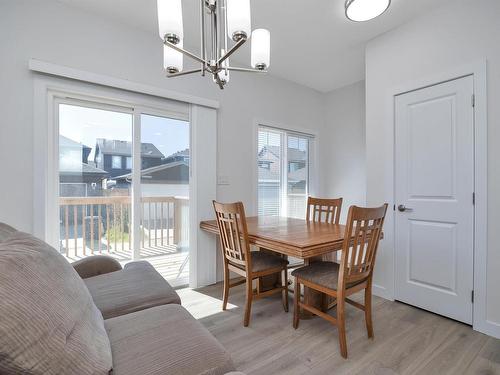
<box><xmin>56</xmin><ymin>0</ymin><xmax>454</xmax><ymax>92</ymax></box>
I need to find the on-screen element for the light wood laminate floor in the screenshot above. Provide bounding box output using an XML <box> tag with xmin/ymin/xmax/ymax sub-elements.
<box><xmin>178</xmin><ymin>282</ymin><xmax>500</xmax><ymax>375</ymax></box>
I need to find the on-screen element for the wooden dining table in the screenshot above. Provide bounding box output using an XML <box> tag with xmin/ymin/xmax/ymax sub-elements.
<box><xmin>200</xmin><ymin>215</ymin><xmax>352</xmax><ymax>312</ymax></box>
<box><xmin>200</xmin><ymin>215</ymin><xmax>348</xmax><ymax>259</ymax></box>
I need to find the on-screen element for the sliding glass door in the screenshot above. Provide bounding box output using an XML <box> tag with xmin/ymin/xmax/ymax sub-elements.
<box><xmin>57</xmin><ymin>99</ymin><xmax>190</xmax><ymax>287</ymax></box>
<box><xmin>58</xmin><ymin>103</ymin><xmax>133</xmax><ymax>259</ymax></box>
<box><xmin>139</xmin><ymin>113</ymin><xmax>190</xmax><ymax>286</ymax></box>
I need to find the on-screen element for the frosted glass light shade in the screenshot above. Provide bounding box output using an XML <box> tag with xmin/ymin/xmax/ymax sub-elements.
<box><xmin>345</xmin><ymin>0</ymin><xmax>390</xmax><ymax>22</ymax></box>
<box><xmin>226</xmin><ymin>0</ymin><xmax>251</xmax><ymax>40</ymax></box>
<box><xmin>251</xmin><ymin>29</ymin><xmax>270</xmax><ymax>69</ymax></box>
<box><xmin>163</xmin><ymin>42</ymin><xmax>183</xmax><ymax>73</ymax></box>
<box><xmin>157</xmin><ymin>0</ymin><xmax>183</xmax><ymax>40</ymax></box>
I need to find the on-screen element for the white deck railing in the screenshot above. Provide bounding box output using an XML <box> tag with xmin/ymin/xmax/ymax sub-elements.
<box><xmin>59</xmin><ymin>195</ymin><xmax>189</xmax><ymax>258</ymax></box>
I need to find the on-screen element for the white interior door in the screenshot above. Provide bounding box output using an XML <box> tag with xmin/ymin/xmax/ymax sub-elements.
<box><xmin>395</xmin><ymin>76</ymin><xmax>474</xmax><ymax>324</ymax></box>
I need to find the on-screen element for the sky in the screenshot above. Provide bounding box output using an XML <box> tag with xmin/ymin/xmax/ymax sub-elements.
<box><xmin>59</xmin><ymin>104</ymin><xmax>190</xmax><ymax>161</ymax></box>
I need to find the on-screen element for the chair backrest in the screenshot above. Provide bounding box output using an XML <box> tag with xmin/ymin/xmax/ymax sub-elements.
<box><xmin>307</xmin><ymin>197</ymin><xmax>343</xmax><ymax>224</ymax></box>
<box><xmin>213</xmin><ymin>201</ymin><xmax>251</xmax><ymax>269</ymax></box>
<box><xmin>338</xmin><ymin>204</ymin><xmax>388</xmax><ymax>289</ymax></box>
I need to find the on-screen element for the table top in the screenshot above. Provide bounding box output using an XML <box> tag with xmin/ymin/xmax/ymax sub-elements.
<box><xmin>200</xmin><ymin>216</ymin><xmax>347</xmax><ymax>259</ymax></box>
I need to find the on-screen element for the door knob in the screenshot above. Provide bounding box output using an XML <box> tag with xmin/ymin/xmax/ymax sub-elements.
<box><xmin>398</xmin><ymin>204</ymin><xmax>413</xmax><ymax>212</ymax></box>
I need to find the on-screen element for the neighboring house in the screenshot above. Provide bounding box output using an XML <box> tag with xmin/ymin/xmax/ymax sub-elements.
<box><xmin>258</xmin><ymin>145</ymin><xmax>307</xmax><ymax>175</ymax></box>
<box><xmin>94</xmin><ymin>138</ymin><xmax>164</xmax><ymax>178</ymax></box>
<box><xmin>257</xmin><ymin>145</ymin><xmax>308</xmax><ymax>216</ymax></box>
<box><xmin>257</xmin><ymin>145</ymin><xmax>307</xmax><ymax>186</ymax></box>
<box><xmin>59</xmin><ymin>136</ymin><xmax>108</xmax><ymax>197</ymax></box>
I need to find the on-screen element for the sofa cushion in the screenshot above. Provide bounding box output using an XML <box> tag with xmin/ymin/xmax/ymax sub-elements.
<box><xmin>0</xmin><ymin>230</ymin><xmax>112</xmax><ymax>374</ymax></box>
<box><xmin>105</xmin><ymin>304</ymin><xmax>236</xmax><ymax>375</ymax></box>
<box><xmin>0</xmin><ymin>223</ymin><xmax>17</xmax><ymax>243</ymax></box>
<box><xmin>84</xmin><ymin>260</ymin><xmax>181</xmax><ymax>319</ymax></box>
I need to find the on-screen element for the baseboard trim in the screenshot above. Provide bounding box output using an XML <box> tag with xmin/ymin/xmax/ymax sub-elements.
<box><xmin>372</xmin><ymin>284</ymin><xmax>394</xmax><ymax>301</ymax></box>
<box><xmin>475</xmin><ymin>319</ymin><xmax>500</xmax><ymax>339</ymax></box>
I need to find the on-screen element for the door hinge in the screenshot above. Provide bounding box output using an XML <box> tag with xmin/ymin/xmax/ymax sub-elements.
<box><xmin>471</xmin><ymin>290</ymin><xmax>474</xmax><ymax>303</ymax></box>
<box><xmin>471</xmin><ymin>94</ymin><xmax>475</xmax><ymax>108</ymax></box>
<box><xmin>472</xmin><ymin>192</ymin><xmax>476</xmax><ymax>205</ymax></box>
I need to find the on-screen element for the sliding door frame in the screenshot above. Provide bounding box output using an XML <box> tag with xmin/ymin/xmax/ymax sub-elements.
<box><xmin>33</xmin><ymin>75</ymin><xmax>194</xmax><ymax>264</ymax></box>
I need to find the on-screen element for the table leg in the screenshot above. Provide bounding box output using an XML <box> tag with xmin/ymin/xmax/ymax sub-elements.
<box><xmin>257</xmin><ymin>248</ymin><xmax>285</xmax><ymax>292</ymax></box>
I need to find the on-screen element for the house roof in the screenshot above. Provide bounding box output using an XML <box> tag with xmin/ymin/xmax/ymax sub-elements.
<box><xmin>59</xmin><ymin>135</ymin><xmax>91</xmax><ymax>150</ymax></box>
<box><xmin>259</xmin><ymin>145</ymin><xmax>306</xmax><ymax>162</ymax></box>
<box><xmin>257</xmin><ymin>167</ymin><xmax>306</xmax><ymax>183</ymax></box>
<box><xmin>60</xmin><ymin>162</ymin><xmax>108</xmax><ymax>175</ymax></box>
<box><xmin>96</xmin><ymin>138</ymin><xmax>164</xmax><ymax>158</ymax></box>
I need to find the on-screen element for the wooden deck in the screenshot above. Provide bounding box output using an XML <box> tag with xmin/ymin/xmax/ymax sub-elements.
<box><xmin>65</xmin><ymin>246</ymin><xmax>189</xmax><ymax>288</ymax></box>
<box><xmin>179</xmin><ymin>282</ymin><xmax>500</xmax><ymax>375</ymax></box>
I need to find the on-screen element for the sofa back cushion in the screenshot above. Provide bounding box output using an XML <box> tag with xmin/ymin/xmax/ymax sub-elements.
<box><xmin>0</xmin><ymin>223</ymin><xmax>17</xmax><ymax>243</ymax></box>
<box><xmin>0</xmin><ymin>226</ymin><xmax>112</xmax><ymax>374</ymax></box>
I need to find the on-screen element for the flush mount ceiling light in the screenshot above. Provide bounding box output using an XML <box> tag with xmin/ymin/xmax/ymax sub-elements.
<box><xmin>345</xmin><ymin>0</ymin><xmax>391</xmax><ymax>22</ymax></box>
<box><xmin>157</xmin><ymin>0</ymin><xmax>271</xmax><ymax>89</ymax></box>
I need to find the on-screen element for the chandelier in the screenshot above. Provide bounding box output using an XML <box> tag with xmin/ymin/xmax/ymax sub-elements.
<box><xmin>157</xmin><ymin>0</ymin><xmax>271</xmax><ymax>89</ymax></box>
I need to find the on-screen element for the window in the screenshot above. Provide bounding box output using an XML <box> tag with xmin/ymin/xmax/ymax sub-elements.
<box><xmin>112</xmin><ymin>155</ymin><xmax>122</xmax><ymax>169</ymax></box>
<box><xmin>257</xmin><ymin>126</ymin><xmax>313</xmax><ymax>218</ymax></box>
<box><xmin>126</xmin><ymin>156</ymin><xmax>132</xmax><ymax>170</ymax></box>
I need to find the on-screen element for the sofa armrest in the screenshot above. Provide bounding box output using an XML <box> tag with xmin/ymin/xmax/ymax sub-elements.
<box><xmin>72</xmin><ymin>255</ymin><xmax>122</xmax><ymax>279</ymax></box>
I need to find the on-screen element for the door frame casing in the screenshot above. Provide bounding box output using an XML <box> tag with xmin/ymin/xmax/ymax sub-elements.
<box><xmin>379</xmin><ymin>60</ymin><xmax>489</xmax><ymax>336</ymax></box>
<box><xmin>394</xmin><ymin>75</ymin><xmax>475</xmax><ymax>324</ymax></box>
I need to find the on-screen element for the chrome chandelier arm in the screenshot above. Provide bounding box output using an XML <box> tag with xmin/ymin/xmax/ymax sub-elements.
<box><xmin>227</xmin><ymin>66</ymin><xmax>268</xmax><ymax>73</ymax></box>
<box><xmin>213</xmin><ymin>71</ymin><xmax>225</xmax><ymax>89</ymax></box>
<box><xmin>217</xmin><ymin>37</ymin><xmax>246</xmax><ymax>66</ymax></box>
<box><xmin>164</xmin><ymin>40</ymin><xmax>208</xmax><ymax>65</ymax></box>
<box><xmin>167</xmin><ymin>68</ymin><xmax>204</xmax><ymax>78</ymax></box>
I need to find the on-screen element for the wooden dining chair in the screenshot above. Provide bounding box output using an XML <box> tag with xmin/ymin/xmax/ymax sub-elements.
<box><xmin>306</xmin><ymin>196</ymin><xmax>343</xmax><ymax>224</ymax></box>
<box><xmin>292</xmin><ymin>203</ymin><xmax>388</xmax><ymax>358</ymax></box>
<box><xmin>213</xmin><ymin>201</ymin><xmax>289</xmax><ymax>327</ymax></box>
<box><xmin>305</xmin><ymin>197</ymin><xmax>344</xmax><ymax>291</ymax></box>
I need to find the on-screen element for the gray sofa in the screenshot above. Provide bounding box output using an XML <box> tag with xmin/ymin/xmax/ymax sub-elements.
<box><xmin>0</xmin><ymin>223</ymin><xmax>239</xmax><ymax>375</ymax></box>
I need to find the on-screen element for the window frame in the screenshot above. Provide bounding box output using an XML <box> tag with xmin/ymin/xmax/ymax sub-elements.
<box><xmin>40</xmin><ymin>86</ymin><xmax>189</xmax><ymax>255</ymax></box>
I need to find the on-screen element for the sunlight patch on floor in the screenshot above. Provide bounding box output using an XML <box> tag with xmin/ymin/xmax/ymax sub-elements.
<box><xmin>177</xmin><ymin>288</ymin><xmax>238</xmax><ymax>319</ymax></box>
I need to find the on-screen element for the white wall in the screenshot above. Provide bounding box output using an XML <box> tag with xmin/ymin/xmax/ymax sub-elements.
<box><xmin>322</xmin><ymin>81</ymin><xmax>366</xmax><ymax>222</ymax></box>
<box><xmin>366</xmin><ymin>0</ymin><xmax>500</xmax><ymax>335</ymax></box>
<box><xmin>0</xmin><ymin>0</ymin><xmax>325</xmax><ymax>232</ymax></box>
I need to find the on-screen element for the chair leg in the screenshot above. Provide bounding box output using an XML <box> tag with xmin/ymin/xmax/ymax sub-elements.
<box><xmin>365</xmin><ymin>285</ymin><xmax>374</xmax><ymax>338</ymax></box>
<box><xmin>282</xmin><ymin>267</ymin><xmax>289</xmax><ymax>313</ymax></box>
<box><xmin>222</xmin><ymin>266</ymin><xmax>230</xmax><ymax>311</ymax></box>
<box><xmin>243</xmin><ymin>277</ymin><xmax>253</xmax><ymax>327</ymax></box>
<box><xmin>337</xmin><ymin>296</ymin><xmax>348</xmax><ymax>359</ymax></box>
<box><xmin>293</xmin><ymin>278</ymin><xmax>300</xmax><ymax>329</ymax></box>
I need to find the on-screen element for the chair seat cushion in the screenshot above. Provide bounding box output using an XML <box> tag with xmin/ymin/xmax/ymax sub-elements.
<box><xmin>105</xmin><ymin>304</ymin><xmax>236</xmax><ymax>375</ymax></box>
<box><xmin>231</xmin><ymin>251</ymin><xmax>288</xmax><ymax>273</ymax></box>
<box><xmin>291</xmin><ymin>261</ymin><xmax>365</xmax><ymax>290</ymax></box>
<box><xmin>84</xmin><ymin>261</ymin><xmax>181</xmax><ymax>319</ymax></box>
